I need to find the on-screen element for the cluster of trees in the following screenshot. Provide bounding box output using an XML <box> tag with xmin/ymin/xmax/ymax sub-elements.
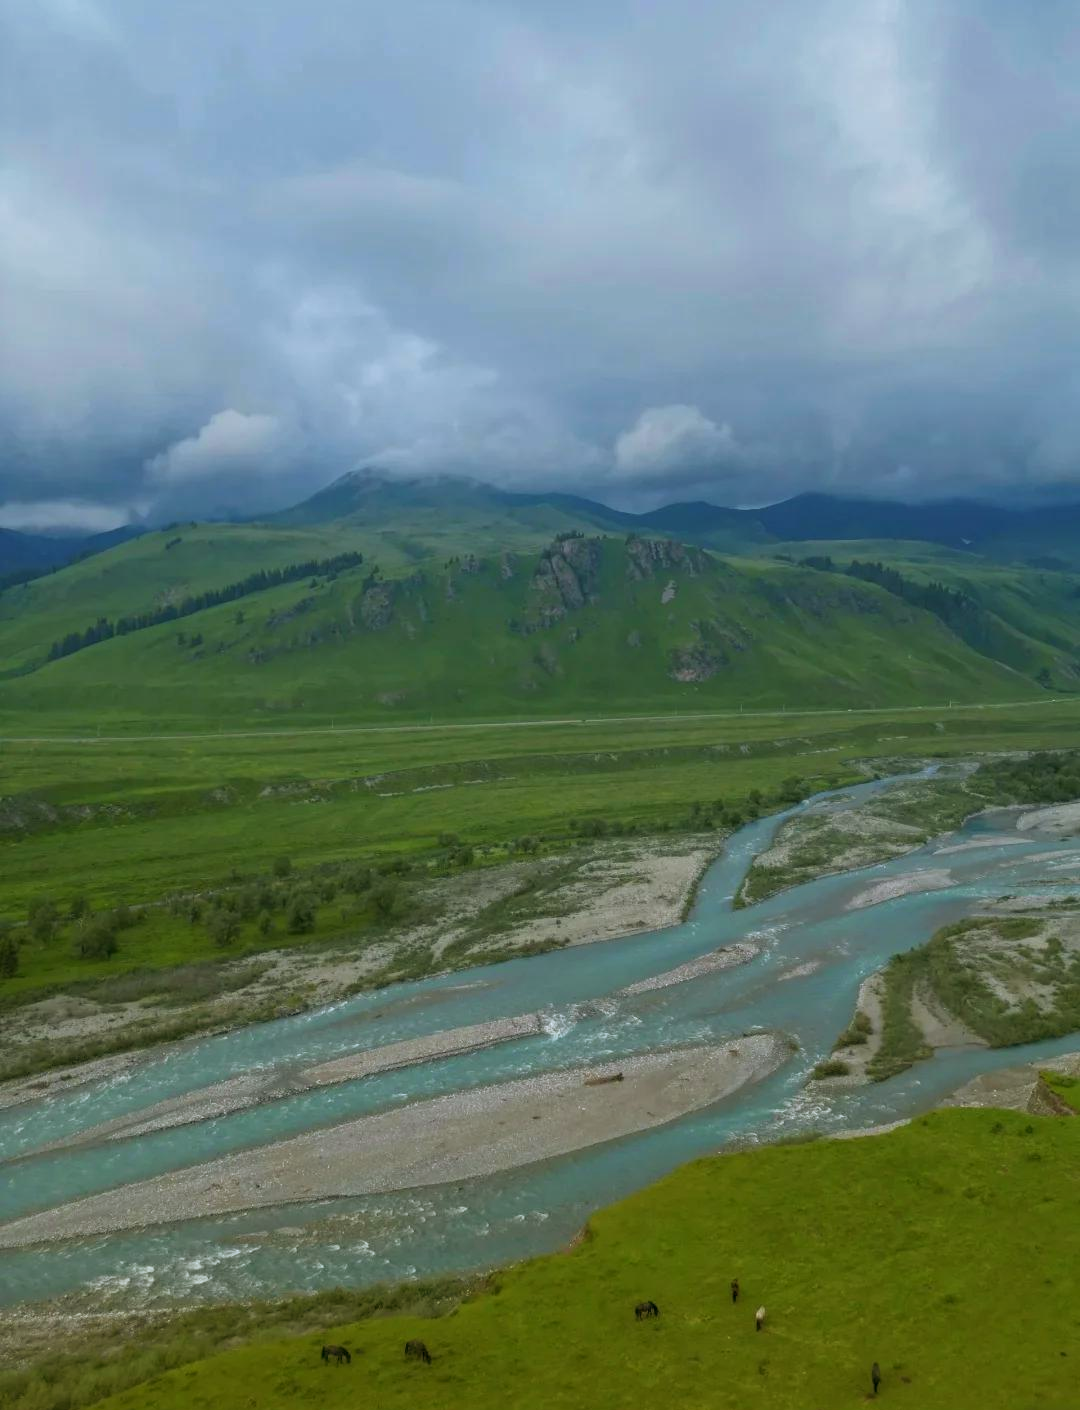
<box><xmin>800</xmin><ymin>555</ymin><xmax>1032</xmax><ymax>668</ymax></box>
<box><xmin>802</xmin><ymin>554</ymin><xmax>979</xmax><ymax>625</ymax></box>
<box><xmin>12</xmin><ymin>893</ymin><xmax>140</xmax><ymax>965</ymax></box>
<box><xmin>977</xmin><ymin>750</ymin><xmax>1080</xmax><ymax>805</ymax></box>
<box><xmin>843</xmin><ymin>559</ymin><xmax>979</xmax><ymax>629</ymax></box>
<box><xmin>564</xmin><ymin>779</ymin><xmax>807</xmax><ymax>842</ymax></box>
<box><xmin>46</xmin><ymin>551</ymin><xmax>363</xmax><ymax>662</ymax></box>
<box><xmin>683</xmin><ymin>778</ymin><xmax>806</xmax><ymax>831</ymax></box>
<box><xmin>170</xmin><ymin>853</ymin><xmax>412</xmax><ymax>950</ymax></box>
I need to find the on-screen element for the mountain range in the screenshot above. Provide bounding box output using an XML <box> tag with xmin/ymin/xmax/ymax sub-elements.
<box><xmin>3</xmin><ymin>469</ymin><xmax>1080</xmax><ymax>729</ymax></box>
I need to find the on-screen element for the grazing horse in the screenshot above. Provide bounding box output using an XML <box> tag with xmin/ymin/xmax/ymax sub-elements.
<box><xmin>635</xmin><ymin>1300</ymin><xmax>660</xmax><ymax>1320</ymax></box>
<box><xmin>730</xmin><ymin>1278</ymin><xmax>739</xmax><ymax>1305</ymax></box>
<box><xmin>755</xmin><ymin>1306</ymin><xmax>765</xmax><ymax>1332</ymax></box>
<box><xmin>321</xmin><ymin>1345</ymin><xmax>351</xmax><ymax>1365</ymax></box>
<box><xmin>872</xmin><ymin>1362</ymin><xmax>882</xmax><ymax>1396</ymax></box>
<box><xmin>405</xmin><ymin>1339</ymin><xmax>432</xmax><ymax>1364</ymax></box>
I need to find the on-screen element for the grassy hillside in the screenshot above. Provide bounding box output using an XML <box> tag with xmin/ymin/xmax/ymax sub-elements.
<box><xmin>766</xmin><ymin>544</ymin><xmax>1080</xmax><ymax>686</ymax></box>
<box><xmin>33</xmin><ymin>1108</ymin><xmax>1075</xmax><ymax>1410</ymax></box>
<box><xmin>0</xmin><ymin>533</ymin><xmax>1044</xmax><ymax>731</ymax></box>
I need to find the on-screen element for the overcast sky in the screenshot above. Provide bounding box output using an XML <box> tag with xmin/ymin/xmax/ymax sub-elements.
<box><xmin>3</xmin><ymin>0</ymin><xmax>1080</xmax><ymax>530</ymax></box>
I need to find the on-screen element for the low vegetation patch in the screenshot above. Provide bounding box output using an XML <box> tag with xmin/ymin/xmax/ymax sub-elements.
<box><xmin>811</xmin><ymin>1057</ymin><xmax>851</xmax><ymax>1078</ymax></box>
<box><xmin>866</xmin><ymin>949</ymin><xmax>933</xmax><ymax>1081</ymax></box>
<box><xmin>1040</xmin><ymin>1070</ymin><xmax>1080</xmax><ymax>1112</ymax></box>
<box><xmin>832</xmin><ymin>1009</ymin><xmax>873</xmax><ymax>1050</ymax></box>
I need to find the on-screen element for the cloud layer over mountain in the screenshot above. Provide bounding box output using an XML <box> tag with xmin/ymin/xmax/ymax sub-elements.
<box><xmin>4</xmin><ymin>1</ymin><xmax>1080</xmax><ymax>527</ymax></box>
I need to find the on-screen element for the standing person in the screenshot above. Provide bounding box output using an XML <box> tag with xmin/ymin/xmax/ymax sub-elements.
<box><xmin>755</xmin><ymin>1306</ymin><xmax>765</xmax><ymax>1332</ymax></box>
<box><xmin>872</xmin><ymin>1362</ymin><xmax>882</xmax><ymax>1396</ymax></box>
<box><xmin>730</xmin><ymin>1278</ymin><xmax>739</xmax><ymax>1305</ymax></box>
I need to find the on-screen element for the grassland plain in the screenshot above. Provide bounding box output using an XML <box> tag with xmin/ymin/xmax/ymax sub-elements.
<box><xmin>4</xmin><ymin>704</ymin><xmax>1080</xmax><ymax>1016</ymax></box>
<box><xmin>7</xmin><ymin>1109</ymin><xmax>1074</xmax><ymax>1410</ymax></box>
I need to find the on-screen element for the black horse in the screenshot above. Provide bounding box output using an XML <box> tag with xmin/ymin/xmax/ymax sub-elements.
<box><xmin>405</xmin><ymin>1339</ymin><xmax>432</xmax><ymax>1364</ymax></box>
<box><xmin>635</xmin><ymin>1300</ymin><xmax>660</xmax><ymax>1320</ymax></box>
<box><xmin>321</xmin><ymin>1345</ymin><xmax>351</xmax><ymax>1365</ymax></box>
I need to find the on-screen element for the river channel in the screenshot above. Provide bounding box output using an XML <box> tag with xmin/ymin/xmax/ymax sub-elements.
<box><xmin>3</xmin><ymin>771</ymin><xmax>1079</xmax><ymax>1311</ymax></box>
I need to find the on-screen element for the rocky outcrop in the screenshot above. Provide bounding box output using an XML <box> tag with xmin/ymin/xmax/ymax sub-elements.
<box><xmin>668</xmin><ymin>643</ymin><xmax>727</xmax><ymax>682</ymax></box>
<box><xmin>667</xmin><ymin>618</ymin><xmax>751</xmax><ymax>682</ymax></box>
<box><xmin>529</xmin><ymin>537</ymin><xmax>603</xmax><ymax>625</ymax></box>
<box><xmin>266</xmin><ymin>596</ymin><xmax>316</xmax><ymax>629</ymax></box>
<box><xmin>625</xmin><ymin>535</ymin><xmax>709</xmax><ymax>581</ymax></box>
<box><xmin>358</xmin><ymin>578</ymin><xmax>397</xmax><ymax>629</ymax></box>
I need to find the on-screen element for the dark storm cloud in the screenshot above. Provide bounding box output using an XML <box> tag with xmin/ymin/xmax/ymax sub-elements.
<box><xmin>3</xmin><ymin>0</ymin><xmax>1080</xmax><ymax>528</ymax></box>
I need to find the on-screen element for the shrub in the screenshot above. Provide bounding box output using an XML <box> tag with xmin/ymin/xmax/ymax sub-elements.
<box><xmin>257</xmin><ymin>910</ymin><xmax>274</xmax><ymax>937</ymax></box>
<box><xmin>832</xmin><ymin>1028</ymin><xmax>869</xmax><ymax>1050</ymax></box>
<box><xmin>273</xmin><ymin>856</ymin><xmax>292</xmax><ymax>879</ymax></box>
<box><xmin>28</xmin><ymin>899</ymin><xmax>60</xmax><ymax>943</ymax></box>
<box><xmin>286</xmin><ymin>894</ymin><xmax>316</xmax><ymax>935</ymax></box>
<box><xmin>342</xmin><ymin>866</ymin><xmax>372</xmax><ymax>895</ymax></box>
<box><xmin>77</xmin><ymin>918</ymin><xmax>118</xmax><ymax>960</ymax></box>
<box><xmin>812</xmin><ymin>1058</ymin><xmax>851</xmax><ymax>1079</ymax></box>
<box><xmin>370</xmin><ymin>880</ymin><xmax>403</xmax><ymax>921</ymax></box>
<box><xmin>67</xmin><ymin>894</ymin><xmax>90</xmax><ymax>921</ymax></box>
<box><xmin>0</xmin><ymin>933</ymin><xmax>18</xmax><ymax>979</ymax></box>
<box><xmin>207</xmin><ymin>910</ymin><xmax>241</xmax><ymax>948</ymax></box>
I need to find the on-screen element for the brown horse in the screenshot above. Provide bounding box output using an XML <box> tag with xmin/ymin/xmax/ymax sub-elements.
<box><xmin>405</xmin><ymin>1339</ymin><xmax>432</xmax><ymax>1364</ymax></box>
<box><xmin>635</xmin><ymin>1300</ymin><xmax>660</xmax><ymax>1320</ymax></box>
<box><xmin>321</xmin><ymin>1345</ymin><xmax>351</xmax><ymax>1365</ymax></box>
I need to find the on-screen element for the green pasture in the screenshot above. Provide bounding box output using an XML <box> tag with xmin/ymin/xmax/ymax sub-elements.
<box><xmin>4</xmin><ymin>703</ymin><xmax>1080</xmax><ymax>1005</ymax></box>
<box><xmin>61</xmin><ymin>1108</ymin><xmax>1080</xmax><ymax>1410</ymax></box>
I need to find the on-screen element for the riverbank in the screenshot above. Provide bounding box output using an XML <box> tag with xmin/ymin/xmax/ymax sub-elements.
<box><xmin>0</xmin><ymin>1035</ymin><xmax>788</xmax><ymax>1248</ymax></box>
<box><xmin>0</xmin><ymin>834</ymin><xmax>719</xmax><ymax>1097</ymax></box>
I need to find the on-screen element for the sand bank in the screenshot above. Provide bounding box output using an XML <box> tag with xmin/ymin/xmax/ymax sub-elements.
<box><xmin>0</xmin><ymin>1035</ymin><xmax>788</xmax><ymax>1248</ymax></box>
<box><xmin>615</xmin><ymin>944</ymin><xmax>757</xmax><ymax>996</ymax></box>
<box><xmin>845</xmin><ymin>869</ymin><xmax>953</xmax><ymax>911</ymax></box>
<box><xmin>25</xmin><ymin>1014</ymin><xmax>548</xmax><ymax>1153</ymax></box>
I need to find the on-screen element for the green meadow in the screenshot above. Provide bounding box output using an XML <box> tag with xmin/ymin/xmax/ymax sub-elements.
<box><xmin>10</xmin><ymin>1108</ymin><xmax>1073</xmax><ymax>1410</ymax></box>
<box><xmin>4</xmin><ymin>701</ymin><xmax>1080</xmax><ymax>1009</ymax></box>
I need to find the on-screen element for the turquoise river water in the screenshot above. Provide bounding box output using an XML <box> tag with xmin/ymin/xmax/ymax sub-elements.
<box><xmin>2</xmin><ymin>771</ymin><xmax>1080</xmax><ymax>1311</ymax></box>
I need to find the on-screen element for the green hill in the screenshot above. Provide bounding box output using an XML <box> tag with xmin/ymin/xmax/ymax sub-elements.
<box><xmin>21</xmin><ymin>1107</ymin><xmax>1077</xmax><ymax>1410</ymax></box>
<box><xmin>8</xmin><ymin>471</ymin><xmax>1080</xmax><ymax>732</ymax></box>
<box><xmin>0</xmin><ymin>531</ymin><xmax>1044</xmax><ymax>731</ymax></box>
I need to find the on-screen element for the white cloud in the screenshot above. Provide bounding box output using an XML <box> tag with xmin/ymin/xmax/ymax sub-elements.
<box><xmin>0</xmin><ymin>499</ymin><xmax>130</xmax><ymax>533</ymax></box>
<box><xmin>614</xmin><ymin>404</ymin><xmax>736</xmax><ymax>477</ymax></box>
<box><xmin>146</xmin><ymin>410</ymin><xmax>286</xmax><ymax>483</ymax></box>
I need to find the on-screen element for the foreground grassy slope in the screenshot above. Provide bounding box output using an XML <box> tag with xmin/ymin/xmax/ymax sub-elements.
<box><xmin>0</xmin><ymin>536</ymin><xmax>1042</xmax><ymax>731</ymax></box>
<box><xmin>85</xmin><ymin>1109</ymin><xmax>1080</xmax><ymax>1410</ymax></box>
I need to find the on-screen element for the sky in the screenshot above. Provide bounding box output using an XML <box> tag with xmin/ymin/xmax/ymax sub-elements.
<box><xmin>3</xmin><ymin>0</ymin><xmax>1080</xmax><ymax>531</ymax></box>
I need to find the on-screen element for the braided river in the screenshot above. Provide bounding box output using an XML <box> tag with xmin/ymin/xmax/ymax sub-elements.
<box><xmin>3</xmin><ymin>771</ymin><xmax>1079</xmax><ymax>1311</ymax></box>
